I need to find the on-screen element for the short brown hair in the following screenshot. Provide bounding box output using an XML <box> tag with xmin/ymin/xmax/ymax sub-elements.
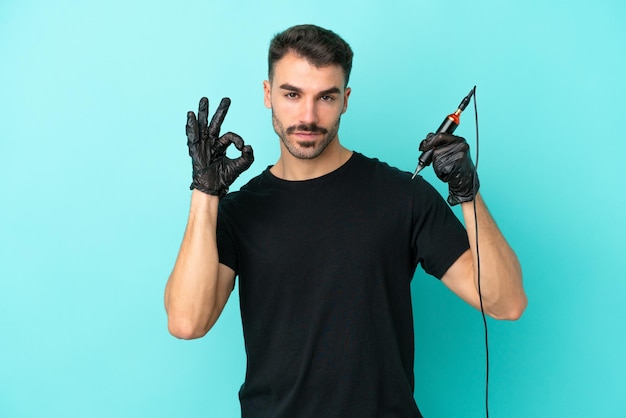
<box><xmin>268</xmin><ymin>24</ymin><xmax>354</xmax><ymax>87</ymax></box>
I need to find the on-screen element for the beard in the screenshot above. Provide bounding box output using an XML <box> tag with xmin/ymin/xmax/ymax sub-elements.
<box><xmin>271</xmin><ymin>111</ymin><xmax>341</xmax><ymax>160</ymax></box>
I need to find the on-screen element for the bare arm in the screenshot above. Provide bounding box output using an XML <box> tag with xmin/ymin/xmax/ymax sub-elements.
<box><xmin>442</xmin><ymin>193</ymin><xmax>527</xmax><ymax>320</ymax></box>
<box><xmin>165</xmin><ymin>190</ymin><xmax>236</xmax><ymax>339</ymax></box>
<box><xmin>164</xmin><ymin>97</ymin><xmax>253</xmax><ymax>339</ymax></box>
<box><xmin>418</xmin><ymin>132</ymin><xmax>526</xmax><ymax>319</ymax></box>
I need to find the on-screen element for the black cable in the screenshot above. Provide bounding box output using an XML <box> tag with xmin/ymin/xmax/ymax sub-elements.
<box><xmin>472</xmin><ymin>88</ymin><xmax>489</xmax><ymax>418</ymax></box>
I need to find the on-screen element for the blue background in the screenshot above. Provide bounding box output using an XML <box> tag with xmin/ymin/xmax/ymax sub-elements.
<box><xmin>1</xmin><ymin>0</ymin><xmax>625</xmax><ymax>417</ymax></box>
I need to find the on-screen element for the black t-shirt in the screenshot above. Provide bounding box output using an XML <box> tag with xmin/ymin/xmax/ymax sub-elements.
<box><xmin>217</xmin><ymin>152</ymin><xmax>470</xmax><ymax>418</ymax></box>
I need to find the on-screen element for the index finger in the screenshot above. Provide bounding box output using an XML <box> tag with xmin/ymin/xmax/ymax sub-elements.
<box><xmin>208</xmin><ymin>97</ymin><xmax>231</xmax><ymax>138</ymax></box>
<box><xmin>424</xmin><ymin>132</ymin><xmax>464</xmax><ymax>149</ymax></box>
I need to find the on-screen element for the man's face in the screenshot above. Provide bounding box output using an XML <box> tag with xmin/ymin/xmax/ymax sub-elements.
<box><xmin>264</xmin><ymin>52</ymin><xmax>351</xmax><ymax>160</ymax></box>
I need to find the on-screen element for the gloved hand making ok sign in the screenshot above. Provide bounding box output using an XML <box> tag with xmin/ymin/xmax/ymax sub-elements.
<box><xmin>186</xmin><ymin>97</ymin><xmax>254</xmax><ymax>198</ymax></box>
<box><xmin>418</xmin><ymin>132</ymin><xmax>479</xmax><ymax>206</ymax></box>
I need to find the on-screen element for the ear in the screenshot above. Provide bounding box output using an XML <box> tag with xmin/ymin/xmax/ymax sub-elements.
<box><xmin>341</xmin><ymin>87</ymin><xmax>352</xmax><ymax>114</ymax></box>
<box><xmin>263</xmin><ymin>80</ymin><xmax>271</xmax><ymax>109</ymax></box>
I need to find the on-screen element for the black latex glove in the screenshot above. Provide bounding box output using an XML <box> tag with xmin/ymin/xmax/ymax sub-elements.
<box><xmin>418</xmin><ymin>132</ymin><xmax>479</xmax><ymax>206</ymax></box>
<box><xmin>186</xmin><ymin>97</ymin><xmax>254</xmax><ymax>198</ymax></box>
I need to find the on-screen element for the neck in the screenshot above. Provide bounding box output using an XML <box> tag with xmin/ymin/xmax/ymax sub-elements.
<box><xmin>271</xmin><ymin>139</ymin><xmax>353</xmax><ymax>181</ymax></box>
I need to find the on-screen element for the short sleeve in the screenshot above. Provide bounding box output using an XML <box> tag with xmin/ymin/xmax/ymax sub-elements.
<box><xmin>216</xmin><ymin>199</ymin><xmax>238</xmax><ymax>274</ymax></box>
<box><xmin>411</xmin><ymin>178</ymin><xmax>470</xmax><ymax>279</ymax></box>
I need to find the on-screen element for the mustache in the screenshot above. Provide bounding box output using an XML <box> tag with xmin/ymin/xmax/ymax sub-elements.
<box><xmin>286</xmin><ymin>124</ymin><xmax>328</xmax><ymax>135</ymax></box>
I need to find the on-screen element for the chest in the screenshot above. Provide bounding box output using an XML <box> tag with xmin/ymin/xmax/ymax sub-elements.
<box><xmin>230</xmin><ymin>185</ymin><xmax>414</xmax><ymax>282</ymax></box>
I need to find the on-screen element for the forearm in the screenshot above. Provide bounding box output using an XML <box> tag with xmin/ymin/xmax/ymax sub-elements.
<box><xmin>461</xmin><ymin>193</ymin><xmax>527</xmax><ymax>319</ymax></box>
<box><xmin>165</xmin><ymin>190</ymin><xmax>221</xmax><ymax>338</ymax></box>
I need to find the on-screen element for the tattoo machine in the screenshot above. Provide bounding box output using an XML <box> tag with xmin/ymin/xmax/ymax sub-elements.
<box><xmin>411</xmin><ymin>86</ymin><xmax>476</xmax><ymax>179</ymax></box>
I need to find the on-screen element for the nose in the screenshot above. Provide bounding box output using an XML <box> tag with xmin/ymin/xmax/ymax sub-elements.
<box><xmin>299</xmin><ymin>98</ymin><xmax>318</xmax><ymax>125</ymax></box>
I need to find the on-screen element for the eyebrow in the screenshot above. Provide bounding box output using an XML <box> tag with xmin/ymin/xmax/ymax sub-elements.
<box><xmin>279</xmin><ymin>83</ymin><xmax>341</xmax><ymax>96</ymax></box>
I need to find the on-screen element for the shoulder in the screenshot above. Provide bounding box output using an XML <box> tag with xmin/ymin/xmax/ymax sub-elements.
<box><xmin>349</xmin><ymin>152</ymin><xmax>402</xmax><ymax>179</ymax></box>
<box><xmin>222</xmin><ymin>169</ymin><xmax>270</xmax><ymax>201</ymax></box>
<box><xmin>351</xmin><ymin>152</ymin><xmax>435</xmax><ymax>194</ymax></box>
<box><xmin>218</xmin><ymin>170</ymin><xmax>263</xmax><ymax>214</ymax></box>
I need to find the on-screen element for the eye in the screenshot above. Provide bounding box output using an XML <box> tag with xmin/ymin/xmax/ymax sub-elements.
<box><xmin>285</xmin><ymin>92</ymin><xmax>299</xmax><ymax>99</ymax></box>
<box><xmin>320</xmin><ymin>95</ymin><xmax>335</xmax><ymax>102</ymax></box>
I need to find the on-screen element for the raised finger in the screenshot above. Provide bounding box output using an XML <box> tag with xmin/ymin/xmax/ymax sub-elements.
<box><xmin>208</xmin><ymin>97</ymin><xmax>231</xmax><ymax>139</ymax></box>
<box><xmin>198</xmin><ymin>97</ymin><xmax>209</xmax><ymax>141</ymax></box>
<box><xmin>186</xmin><ymin>111</ymin><xmax>200</xmax><ymax>147</ymax></box>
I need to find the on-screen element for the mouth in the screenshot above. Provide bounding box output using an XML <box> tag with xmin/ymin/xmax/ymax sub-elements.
<box><xmin>293</xmin><ymin>131</ymin><xmax>322</xmax><ymax>137</ymax></box>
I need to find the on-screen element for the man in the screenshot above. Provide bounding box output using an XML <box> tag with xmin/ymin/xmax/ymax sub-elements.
<box><xmin>165</xmin><ymin>24</ymin><xmax>526</xmax><ymax>417</ymax></box>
